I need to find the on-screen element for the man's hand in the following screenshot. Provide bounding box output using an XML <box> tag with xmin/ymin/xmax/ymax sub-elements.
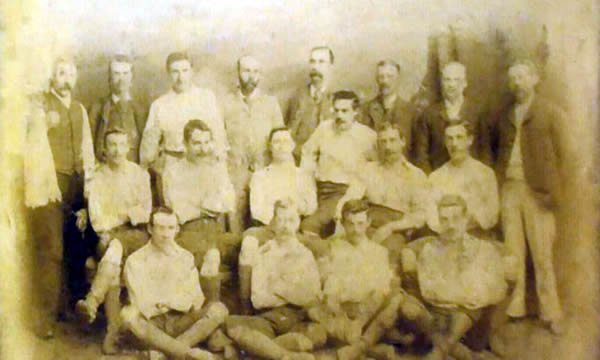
<box><xmin>75</xmin><ymin>209</ymin><xmax>88</xmax><ymax>232</ymax></box>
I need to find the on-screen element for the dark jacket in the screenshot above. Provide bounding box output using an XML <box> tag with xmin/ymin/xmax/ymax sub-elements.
<box><xmin>88</xmin><ymin>95</ymin><xmax>147</xmax><ymax>162</ymax></box>
<box><xmin>485</xmin><ymin>96</ymin><xmax>566</xmax><ymax>208</ymax></box>
<box><xmin>413</xmin><ymin>99</ymin><xmax>485</xmax><ymax>173</ymax></box>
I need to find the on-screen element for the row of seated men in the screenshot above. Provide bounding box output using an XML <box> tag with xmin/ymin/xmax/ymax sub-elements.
<box><xmin>30</xmin><ymin>46</ymin><xmax>565</xmax><ymax>358</ymax></box>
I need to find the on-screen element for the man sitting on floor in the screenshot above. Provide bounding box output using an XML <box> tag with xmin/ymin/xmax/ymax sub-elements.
<box><xmin>120</xmin><ymin>207</ymin><xmax>228</xmax><ymax>360</ymax></box>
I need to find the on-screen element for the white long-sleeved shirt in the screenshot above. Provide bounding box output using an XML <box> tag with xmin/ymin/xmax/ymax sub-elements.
<box><xmin>301</xmin><ymin>120</ymin><xmax>376</xmax><ymax>184</ymax></box>
<box><xmin>140</xmin><ymin>86</ymin><xmax>227</xmax><ymax>167</ymax></box>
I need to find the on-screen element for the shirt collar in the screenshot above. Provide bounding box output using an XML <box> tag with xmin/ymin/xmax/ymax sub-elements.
<box><xmin>50</xmin><ymin>88</ymin><xmax>71</xmax><ymax>108</ymax></box>
<box><xmin>111</xmin><ymin>92</ymin><xmax>131</xmax><ymax>104</ymax></box>
<box><xmin>309</xmin><ymin>82</ymin><xmax>327</xmax><ymax>97</ymax></box>
<box><xmin>237</xmin><ymin>86</ymin><xmax>261</xmax><ymax>101</ymax></box>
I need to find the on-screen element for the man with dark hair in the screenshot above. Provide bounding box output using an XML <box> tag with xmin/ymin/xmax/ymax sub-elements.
<box><xmin>89</xmin><ymin>54</ymin><xmax>147</xmax><ymax>163</ymax></box>
<box><xmin>223</xmin><ymin>55</ymin><xmax>284</xmax><ymax>233</ymax></box>
<box><xmin>286</xmin><ymin>46</ymin><xmax>336</xmax><ymax>157</ymax></box>
<box><xmin>361</xmin><ymin>60</ymin><xmax>416</xmax><ymax>159</ymax></box>
<box><xmin>249</xmin><ymin>127</ymin><xmax>316</xmax><ymax>226</ymax></box>
<box><xmin>300</xmin><ymin>90</ymin><xmax>376</xmax><ymax>237</ymax></box>
<box><xmin>120</xmin><ymin>207</ymin><xmax>228</xmax><ymax>359</ymax></box>
<box><xmin>413</xmin><ymin>61</ymin><xmax>486</xmax><ymax>173</ymax></box>
<box><xmin>402</xmin><ymin>194</ymin><xmax>514</xmax><ymax>360</ymax></box>
<box><xmin>27</xmin><ymin>57</ymin><xmax>95</xmax><ymax>338</ymax></box>
<box><xmin>140</xmin><ymin>51</ymin><xmax>227</xmax><ymax>171</ymax></box>
<box><xmin>75</xmin><ymin>129</ymin><xmax>152</xmax><ymax>353</ymax></box>
<box><xmin>485</xmin><ymin>60</ymin><xmax>565</xmax><ymax>332</ymax></box>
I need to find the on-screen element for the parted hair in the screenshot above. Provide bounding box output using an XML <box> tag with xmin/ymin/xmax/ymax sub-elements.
<box><xmin>332</xmin><ymin>90</ymin><xmax>360</xmax><ymax>110</ymax></box>
<box><xmin>183</xmin><ymin>119</ymin><xmax>212</xmax><ymax>143</ymax></box>
<box><xmin>341</xmin><ymin>199</ymin><xmax>370</xmax><ymax>221</ymax></box>
<box><xmin>103</xmin><ymin>128</ymin><xmax>129</xmax><ymax>145</ymax></box>
<box><xmin>150</xmin><ymin>206</ymin><xmax>178</xmax><ymax>225</ymax></box>
<box><xmin>311</xmin><ymin>46</ymin><xmax>335</xmax><ymax>64</ymax></box>
<box><xmin>376</xmin><ymin>60</ymin><xmax>401</xmax><ymax>72</ymax></box>
<box><xmin>437</xmin><ymin>194</ymin><xmax>468</xmax><ymax>213</ymax></box>
<box><xmin>166</xmin><ymin>51</ymin><xmax>192</xmax><ymax>70</ymax></box>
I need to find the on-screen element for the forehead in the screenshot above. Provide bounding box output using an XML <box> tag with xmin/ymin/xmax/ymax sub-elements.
<box><xmin>153</xmin><ymin>212</ymin><xmax>178</xmax><ymax>226</ymax></box>
<box><xmin>111</xmin><ymin>61</ymin><xmax>132</xmax><ymax>72</ymax></box>
<box><xmin>442</xmin><ymin>65</ymin><xmax>465</xmax><ymax>78</ymax></box>
<box><xmin>333</xmin><ymin>98</ymin><xmax>354</xmax><ymax>108</ymax></box>
<box><xmin>445</xmin><ymin>126</ymin><xmax>467</xmax><ymax>137</ymax></box>
<box><xmin>378</xmin><ymin>128</ymin><xmax>401</xmax><ymax>140</ymax></box>
<box><xmin>239</xmin><ymin>56</ymin><xmax>260</xmax><ymax>70</ymax></box>
<box><xmin>310</xmin><ymin>48</ymin><xmax>330</xmax><ymax>61</ymax></box>
<box><xmin>106</xmin><ymin>133</ymin><xmax>128</xmax><ymax>142</ymax></box>
<box><xmin>189</xmin><ymin>129</ymin><xmax>212</xmax><ymax>141</ymax></box>
<box><xmin>55</xmin><ymin>61</ymin><xmax>75</xmax><ymax>73</ymax></box>
<box><xmin>509</xmin><ymin>64</ymin><xmax>532</xmax><ymax>77</ymax></box>
<box><xmin>271</xmin><ymin>130</ymin><xmax>292</xmax><ymax>141</ymax></box>
<box><xmin>169</xmin><ymin>59</ymin><xmax>191</xmax><ymax>70</ymax></box>
<box><xmin>377</xmin><ymin>64</ymin><xmax>399</xmax><ymax>75</ymax></box>
<box><xmin>344</xmin><ymin>211</ymin><xmax>369</xmax><ymax>222</ymax></box>
<box><xmin>439</xmin><ymin>204</ymin><xmax>464</xmax><ymax>216</ymax></box>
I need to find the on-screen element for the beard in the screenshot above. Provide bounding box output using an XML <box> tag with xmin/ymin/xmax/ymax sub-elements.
<box><xmin>241</xmin><ymin>79</ymin><xmax>258</xmax><ymax>92</ymax></box>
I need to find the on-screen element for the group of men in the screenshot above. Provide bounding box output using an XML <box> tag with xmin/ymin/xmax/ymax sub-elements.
<box><xmin>26</xmin><ymin>44</ymin><xmax>567</xmax><ymax>359</ymax></box>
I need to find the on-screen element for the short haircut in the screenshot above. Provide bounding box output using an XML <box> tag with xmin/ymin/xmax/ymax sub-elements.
<box><xmin>183</xmin><ymin>119</ymin><xmax>212</xmax><ymax>143</ymax></box>
<box><xmin>273</xmin><ymin>197</ymin><xmax>296</xmax><ymax>215</ymax></box>
<box><xmin>311</xmin><ymin>46</ymin><xmax>335</xmax><ymax>64</ymax></box>
<box><xmin>166</xmin><ymin>51</ymin><xmax>191</xmax><ymax>70</ymax></box>
<box><xmin>268</xmin><ymin>127</ymin><xmax>291</xmax><ymax>143</ymax></box>
<box><xmin>378</xmin><ymin>122</ymin><xmax>405</xmax><ymax>140</ymax></box>
<box><xmin>52</xmin><ymin>57</ymin><xmax>76</xmax><ymax>76</ymax></box>
<box><xmin>237</xmin><ymin>55</ymin><xmax>259</xmax><ymax>72</ymax></box>
<box><xmin>511</xmin><ymin>59</ymin><xmax>539</xmax><ymax>78</ymax></box>
<box><xmin>376</xmin><ymin>60</ymin><xmax>401</xmax><ymax>73</ymax></box>
<box><xmin>444</xmin><ymin>122</ymin><xmax>473</xmax><ymax>137</ymax></box>
<box><xmin>104</xmin><ymin>128</ymin><xmax>128</xmax><ymax>144</ymax></box>
<box><xmin>341</xmin><ymin>199</ymin><xmax>370</xmax><ymax>221</ymax></box>
<box><xmin>442</xmin><ymin>61</ymin><xmax>466</xmax><ymax>77</ymax></box>
<box><xmin>332</xmin><ymin>90</ymin><xmax>360</xmax><ymax>110</ymax></box>
<box><xmin>109</xmin><ymin>54</ymin><xmax>133</xmax><ymax>73</ymax></box>
<box><xmin>437</xmin><ymin>194</ymin><xmax>467</xmax><ymax>213</ymax></box>
<box><xmin>150</xmin><ymin>206</ymin><xmax>178</xmax><ymax>225</ymax></box>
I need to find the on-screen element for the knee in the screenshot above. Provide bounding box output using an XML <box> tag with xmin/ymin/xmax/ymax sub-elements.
<box><xmin>205</xmin><ymin>302</ymin><xmax>229</xmax><ymax>323</ymax></box>
<box><xmin>120</xmin><ymin>305</ymin><xmax>141</xmax><ymax>330</ymax></box>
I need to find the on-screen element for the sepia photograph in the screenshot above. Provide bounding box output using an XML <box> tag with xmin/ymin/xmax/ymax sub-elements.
<box><xmin>0</xmin><ymin>0</ymin><xmax>598</xmax><ymax>359</ymax></box>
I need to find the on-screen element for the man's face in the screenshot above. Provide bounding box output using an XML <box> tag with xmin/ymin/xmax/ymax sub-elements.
<box><xmin>333</xmin><ymin>98</ymin><xmax>357</xmax><ymax>130</ymax></box>
<box><xmin>52</xmin><ymin>61</ymin><xmax>77</xmax><ymax>96</ymax></box>
<box><xmin>186</xmin><ymin>129</ymin><xmax>214</xmax><ymax>158</ymax></box>
<box><xmin>508</xmin><ymin>64</ymin><xmax>537</xmax><ymax>102</ymax></box>
<box><xmin>441</xmin><ymin>65</ymin><xmax>467</xmax><ymax>102</ymax></box>
<box><xmin>377</xmin><ymin>128</ymin><xmax>404</xmax><ymax>163</ymax></box>
<box><xmin>271</xmin><ymin>205</ymin><xmax>300</xmax><ymax>237</ymax></box>
<box><xmin>438</xmin><ymin>205</ymin><xmax>468</xmax><ymax>240</ymax></box>
<box><xmin>150</xmin><ymin>213</ymin><xmax>179</xmax><ymax>247</ymax></box>
<box><xmin>270</xmin><ymin>130</ymin><xmax>295</xmax><ymax>161</ymax></box>
<box><xmin>376</xmin><ymin>64</ymin><xmax>399</xmax><ymax>95</ymax></box>
<box><xmin>445</xmin><ymin>126</ymin><xmax>471</xmax><ymax>161</ymax></box>
<box><xmin>238</xmin><ymin>57</ymin><xmax>261</xmax><ymax>93</ymax></box>
<box><xmin>104</xmin><ymin>133</ymin><xmax>129</xmax><ymax>162</ymax></box>
<box><xmin>343</xmin><ymin>211</ymin><xmax>371</xmax><ymax>241</ymax></box>
<box><xmin>169</xmin><ymin>60</ymin><xmax>192</xmax><ymax>93</ymax></box>
<box><xmin>309</xmin><ymin>48</ymin><xmax>332</xmax><ymax>84</ymax></box>
<box><xmin>109</xmin><ymin>61</ymin><xmax>133</xmax><ymax>96</ymax></box>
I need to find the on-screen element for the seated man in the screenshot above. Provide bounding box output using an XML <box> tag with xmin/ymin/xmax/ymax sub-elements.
<box><xmin>310</xmin><ymin>200</ymin><xmax>409</xmax><ymax>359</ymax></box>
<box><xmin>225</xmin><ymin>199</ymin><xmax>324</xmax><ymax>360</ymax></box>
<box><xmin>249</xmin><ymin>127</ymin><xmax>317</xmax><ymax>226</ymax></box>
<box><xmin>337</xmin><ymin>123</ymin><xmax>429</xmax><ymax>265</ymax></box>
<box><xmin>120</xmin><ymin>207</ymin><xmax>228</xmax><ymax>360</ymax></box>
<box><xmin>75</xmin><ymin>129</ymin><xmax>152</xmax><ymax>354</ymax></box>
<box><xmin>402</xmin><ymin>195</ymin><xmax>515</xmax><ymax>360</ymax></box>
<box><xmin>427</xmin><ymin>123</ymin><xmax>499</xmax><ymax>237</ymax></box>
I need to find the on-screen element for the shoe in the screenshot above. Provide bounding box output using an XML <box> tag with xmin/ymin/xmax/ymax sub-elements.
<box><xmin>75</xmin><ymin>299</ymin><xmax>97</xmax><ymax>323</ymax></box>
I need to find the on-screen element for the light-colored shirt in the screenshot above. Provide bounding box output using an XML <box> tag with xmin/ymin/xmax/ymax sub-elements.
<box><xmin>301</xmin><ymin>120</ymin><xmax>376</xmax><ymax>184</ymax></box>
<box><xmin>410</xmin><ymin>235</ymin><xmax>509</xmax><ymax>309</ymax></box>
<box><xmin>428</xmin><ymin>156</ymin><xmax>499</xmax><ymax>232</ymax></box>
<box><xmin>87</xmin><ymin>161</ymin><xmax>152</xmax><ymax>232</ymax></box>
<box><xmin>162</xmin><ymin>156</ymin><xmax>235</xmax><ymax>224</ymax></box>
<box><xmin>140</xmin><ymin>86</ymin><xmax>227</xmax><ymax>167</ymax></box>
<box><xmin>223</xmin><ymin>89</ymin><xmax>284</xmax><ymax>169</ymax></box>
<box><xmin>124</xmin><ymin>242</ymin><xmax>205</xmax><ymax>319</ymax></box>
<box><xmin>320</xmin><ymin>238</ymin><xmax>393</xmax><ymax>305</ymax></box>
<box><xmin>506</xmin><ymin>103</ymin><xmax>530</xmax><ymax>181</ymax></box>
<box><xmin>241</xmin><ymin>236</ymin><xmax>322</xmax><ymax>309</ymax></box>
<box><xmin>249</xmin><ymin>162</ymin><xmax>317</xmax><ymax>224</ymax></box>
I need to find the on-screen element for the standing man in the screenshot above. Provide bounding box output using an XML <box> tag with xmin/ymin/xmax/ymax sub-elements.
<box><xmin>428</xmin><ymin>123</ymin><xmax>499</xmax><ymax>237</ymax></box>
<box><xmin>140</xmin><ymin>52</ymin><xmax>227</xmax><ymax>172</ymax></box>
<box><xmin>414</xmin><ymin>61</ymin><xmax>485</xmax><ymax>173</ymax></box>
<box><xmin>223</xmin><ymin>55</ymin><xmax>284</xmax><ymax>232</ymax></box>
<box><xmin>488</xmin><ymin>60</ymin><xmax>565</xmax><ymax>332</ymax></box>
<box><xmin>287</xmin><ymin>46</ymin><xmax>335</xmax><ymax>157</ymax></box>
<box><xmin>89</xmin><ymin>54</ymin><xmax>147</xmax><ymax>163</ymax></box>
<box><xmin>361</xmin><ymin>60</ymin><xmax>415</xmax><ymax>160</ymax></box>
<box><xmin>300</xmin><ymin>90</ymin><xmax>376</xmax><ymax>238</ymax></box>
<box><xmin>28</xmin><ymin>57</ymin><xmax>94</xmax><ymax>338</ymax></box>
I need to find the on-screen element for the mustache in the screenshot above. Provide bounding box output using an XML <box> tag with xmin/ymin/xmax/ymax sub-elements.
<box><xmin>310</xmin><ymin>70</ymin><xmax>323</xmax><ymax>78</ymax></box>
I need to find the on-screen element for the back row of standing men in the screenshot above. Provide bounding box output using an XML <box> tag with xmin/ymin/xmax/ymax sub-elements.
<box><xmin>28</xmin><ymin>45</ymin><xmax>566</xmax><ymax>358</ymax></box>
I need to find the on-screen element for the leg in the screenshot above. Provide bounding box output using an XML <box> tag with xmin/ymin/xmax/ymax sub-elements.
<box><xmin>501</xmin><ymin>182</ymin><xmax>528</xmax><ymax>318</ymax></box>
<box><xmin>300</xmin><ymin>191</ymin><xmax>343</xmax><ymax>238</ymax></box>
<box><xmin>176</xmin><ymin>302</ymin><xmax>229</xmax><ymax>347</ymax></box>
<box><xmin>103</xmin><ymin>286</ymin><xmax>122</xmax><ymax>354</ymax></box>
<box><xmin>226</xmin><ymin>325</ymin><xmax>313</xmax><ymax>360</ymax></box>
<box><xmin>523</xmin><ymin>191</ymin><xmax>562</xmax><ymax>327</ymax></box>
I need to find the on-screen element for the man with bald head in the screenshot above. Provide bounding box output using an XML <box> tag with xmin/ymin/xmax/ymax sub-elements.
<box><xmin>361</xmin><ymin>60</ymin><xmax>416</xmax><ymax>160</ymax></box>
<box><xmin>89</xmin><ymin>54</ymin><xmax>147</xmax><ymax>163</ymax></box>
<box><xmin>287</xmin><ymin>46</ymin><xmax>336</xmax><ymax>158</ymax></box>
<box><xmin>223</xmin><ymin>55</ymin><xmax>284</xmax><ymax>232</ymax></box>
<box><xmin>28</xmin><ymin>57</ymin><xmax>94</xmax><ymax>338</ymax></box>
<box><xmin>414</xmin><ymin>61</ymin><xmax>486</xmax><ymax>173</ymax></box>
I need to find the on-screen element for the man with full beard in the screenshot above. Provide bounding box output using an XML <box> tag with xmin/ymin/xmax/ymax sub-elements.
<box><xmin>286</xmin><ymin>46</ymin><xmax>336</xmax><ymax>158</ymax></box>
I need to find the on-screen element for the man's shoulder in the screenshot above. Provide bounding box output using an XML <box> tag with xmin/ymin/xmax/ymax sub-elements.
<box><xmin>404</xmin><ymin>161</ymin><xmax>428</xmax><ymax>180</ymax></box>
<box><xmin>466</xmin><ymin>157</ymin><xmax>496</xmax><ymax>177</ymax></box>
<box><xmin>428</xmin><ymin>162</ymin><xmax>449</xmax><ymax>181</ymax></box>
<box><xmin>125</xmin><ymin>243</ymin><xmax>152</xmax><ymax>267</ymax></box>
<box><xmin>531</xmin><ymin>97</ymin><xmax>567</xmax><ymax>124</ymax></box>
